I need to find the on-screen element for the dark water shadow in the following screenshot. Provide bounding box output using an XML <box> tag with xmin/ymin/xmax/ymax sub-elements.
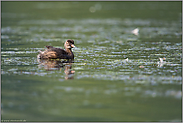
<box><xmin>37</xmin><ymin>59</ymin><xmax>75</xmax><ymax>80</ymax></box>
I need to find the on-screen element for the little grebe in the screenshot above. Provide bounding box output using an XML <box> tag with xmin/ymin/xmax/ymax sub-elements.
<box><xmin>37</xmin><ymin>39</ymin><xmax>75</xmax><ymax>59</ymax></box>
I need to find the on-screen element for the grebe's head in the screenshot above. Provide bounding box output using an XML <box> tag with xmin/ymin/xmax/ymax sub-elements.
<box><xmin>64</xmin><ymin>39</ymin><xmax>75</xmax><ymax>49</ymax></box>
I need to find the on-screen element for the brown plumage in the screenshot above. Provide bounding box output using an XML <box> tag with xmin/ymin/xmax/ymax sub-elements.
<box><xmin>37</xmin><ymin>39</ymin><xmax>75</xmax><ymax>59</ymax></box>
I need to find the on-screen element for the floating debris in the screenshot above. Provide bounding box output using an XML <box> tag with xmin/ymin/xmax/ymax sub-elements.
<box><xmin>131</xmin><ymin>28</ymin><xmax>139</xmax><ymax>35</ymax></box>
<box><xmin>139</xmin><ymin>65</ymin><xmax>145</xmax><ymax>68</ymax></box>
<box><xmin>125</xmin><ymin>58</ymin><xmax>129</xmax><ymax>62</ymax></box>
<box><xmin>157</xmin><ymin>57</ymin><xmax>166</xmax><ymax>67</ymax></box>
<box><xmin>159</xmin><ymin>57</ymin><xmax>166</xmax><ymax>63</ymax></box>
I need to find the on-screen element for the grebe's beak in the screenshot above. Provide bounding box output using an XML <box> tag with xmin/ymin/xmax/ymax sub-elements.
<box><xmin>71</xmin><ymin>44</ymin><xmax>75</xmax><ymax>48</ymax></box>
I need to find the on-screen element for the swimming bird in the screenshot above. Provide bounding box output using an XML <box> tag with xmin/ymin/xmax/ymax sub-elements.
<box><xmin>37</xmin><ymin>39</ymin><xmax>75</xmax><ymax>60</ymax></box>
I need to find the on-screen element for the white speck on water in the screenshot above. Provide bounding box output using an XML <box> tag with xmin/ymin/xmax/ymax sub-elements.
<box><xmin>131</xmin><ymin>28</ymin><xmax>139</xmax><ymax>35</ymax></box>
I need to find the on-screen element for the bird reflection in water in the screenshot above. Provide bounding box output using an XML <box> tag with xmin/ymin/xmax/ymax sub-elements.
<box><xmin>37</xmin><ymin>59</ymin><xmax>75</xmax><ymax>80</ymax></box>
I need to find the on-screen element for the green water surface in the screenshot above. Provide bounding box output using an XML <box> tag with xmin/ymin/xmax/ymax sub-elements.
<box><xmin>1</xmin><ymin>1</ymin><xmax>182</xmax><ymax>122</ymax></box>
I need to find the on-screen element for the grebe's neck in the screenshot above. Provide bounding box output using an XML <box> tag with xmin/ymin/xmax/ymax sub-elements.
<box><xmin>65</xmin><ymin>48</ymin><xmax>74</xmax><ymax>59</ymax></box>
